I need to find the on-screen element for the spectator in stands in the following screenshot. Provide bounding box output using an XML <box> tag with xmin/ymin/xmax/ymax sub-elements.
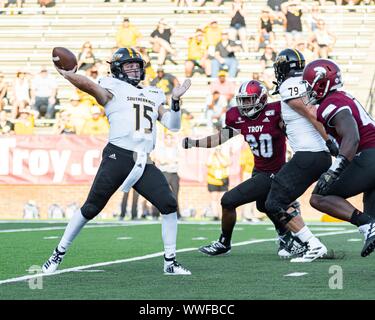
<box><xmin>38</xmin><ymin>0</ymin><xmax>55</xmax><ymax>14</ymax></box>
<box><xmin>181</xmin><ymin>108</ymin><xmax>194</xmax><ymax>136</ymax></box>
<box><xmin>255</xmin><ymin>7</ymin><xmax>275</xmax><ymax>51</ymax></box>
<box><xmin>362</xmin><ymin>0</ymin><xmax>375</xmax><ymax>5</ymax></box>
<box><xmin>205</xmin><ymin>90</ymin><xmax>227</xmax><ymax>129</ymax></box>
<box><xmin>14</xmin><ymin>108</ymin><xmax>34</xmax><ymax>135</ymax></box>
<box><xmin>228</xmin><ymin>0</ymin><xmax>248</xmax><ymax>54</ymax></box>
<box><xmin>53</xmin><ymin>110</ymin><xmax>76</xmax><ymax>135</ymax></box>
<box><xmin>0</xmin><ymin>0</ymin><xmax>23</xmax><ymax>14</ymax></box>
<box><xmin>260</xmin><ymin>44</ymin><xmax>277</xmax><ymax>90</ymax></box>
<box><xmin>206</xmin><ymin>147</ymin><xmax>231</xmax><ymax>221</ymax></box>
<box><xmin>309</xmin><ymin>19</ymin><xmax>336</xmax><ymax>59</ymax></box>
<box><xmin>210</xmin><ymin>70</ymin><xmax>236</xmax><ymax>107</ymax></box>
<box><xmin>115</xmin><ymin>17</ymin><xmax>142</xmax><ymax>48</ymax></box>
<box><xmin>282</xmin><ymin>0</ymin><xmax>307</xmax><ymax>47</ymax></box>
<box><xmin>80</xmin><ymin>105</ymin><xmax>109</xmax><ymax>135</ymax></box>
<box><xmin>153</xmin><ymin>133</ymin><xmax>182</xmax><ymax>219</ymax></box>
<box><xmin>185</xmin><ymin>28</ymin><xmax>211</xmax><ymax>78</ymax></box>
<box><xmin>174</xmin><ymin>0</ymin><xmax>194</xmax><ymax>11</ymax></box>
<box><xmin>77</xmin><ymin>42</ymin><xmax>96</xmax><ymax>72</ymax></box>
<box><xmin>203</xmin><ymin>20</ymin><xmax>223</xmax><ymax>59</ymax></box>
<box><xmin>267</xmin><ymin>0</ymin><xmax>288</xmax><ymax>13</ymax></box>
<box><xmin>150</xmin><ymin>67</ymin><xmax>179</xmax><ymax>103</ymax></box>
<box><xmin>197</xmin><ymin>0</ymin><xmax>223</xmax><ymax>6</ymax></box>
<box><xmin>65</xmin><ymin>94</ymin><xmax>91</xmax><ymax>135</ymax></box>
<box><xmin>11</xmin><ymin>69</ymin><xmax>31</xmax><ymax>119</ymax></box>
<box><xmin>85</xmin><ymin>66</ymin><xmax>100</xmax><ymax>84</ymax></box>
<box><xmin>307</xmin><ymin>2</ymin><xmax>321</xmax><ymax>33</ymax></box>
<box><xmin>0</xmin><ymin>110</ymin><xmax>14</xmax><ymax>135</ymax></box>
<box><xmin>119</xmin><ymin>190</ymin><xmax>140</xmax><ymax>221</ymax></box>
<box><xmin>0</xmin><ymin>72</ymin><xmax>9</xmax><ymax>110</ymax></box>
<box><xmin>136</xmin><ymin>46</ymin><xmax>156</xmax><ymax>86</ymax></box>
<box><xmin>150</xmin><ymin>18</ymin><xmax>176</xmax><ymax>66</ymax></box>
<box><xmin>31</xmin><ymin>67</ymin><xmax>57</xmax><ymax>119</ymax></box>
<box><xmin>295</xmin><ymin>39</ymin><xmax>316</xmax><ymax>63</ymax></box>
<box><xmin>211</xmin><ymin>30</ymin><xmax>241</xmax><ymax>78</ymax></box>
<box><xmin>318</xmin><ymin>0</ymin><xmax>342</xmax><ymax>5</ymax></box>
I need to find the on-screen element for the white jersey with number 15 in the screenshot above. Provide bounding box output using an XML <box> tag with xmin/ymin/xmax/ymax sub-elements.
<box><xmin>99</xmin><ymin>76</ymin><xmax>166</xmax><ymax>153</ymax></box>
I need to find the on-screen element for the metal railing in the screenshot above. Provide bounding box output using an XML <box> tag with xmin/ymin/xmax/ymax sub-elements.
<box><xmin>366</xmin><ymin>71</ymin><xmax>375</xmax><ymax>115</ymax></box>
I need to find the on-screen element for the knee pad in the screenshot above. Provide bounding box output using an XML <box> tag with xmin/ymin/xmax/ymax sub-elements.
<box><xmin>276</xmin><ymin>207</ymin><xmax>300</xmax><ymax>225</ymax></box>
<box><xmin>81</xmin><ymin>203</ymin><xmax>100</xmax><ymax>220</ymax></box>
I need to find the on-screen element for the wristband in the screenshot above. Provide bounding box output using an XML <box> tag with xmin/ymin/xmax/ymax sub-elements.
<box><xmin>171</xmin><ymin>98</ymin><xmax>180</xmax><ymax>112</ymax></box>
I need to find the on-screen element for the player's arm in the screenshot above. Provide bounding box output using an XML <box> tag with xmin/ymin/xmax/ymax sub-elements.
<box><xmin>182</xmin><ymin>127</ymin><xmax>239</xmax><ymax>149</ymax></box>
<box><xmin>287</xmin><ymin>97</ymin><xmax>339</xmax><ymax>156</ymax></box>
<box><xmin>330</xmin><ymin>109</ymin><xmax>359</xmax><ymax>161</ymax></box>
<box><xmin>158</xmin><ymin>79</ymin><xmax>191</xmax><ymax>132</ymax></box>
<box><xmin>314</xmin><ymin>109</ymin><xmax>359</xmax><ymax>195</ymax></box>
<box><xmin>55</xmin><ymin>66</ymin><xmax>112</xmax><ymax>106</ymax></box>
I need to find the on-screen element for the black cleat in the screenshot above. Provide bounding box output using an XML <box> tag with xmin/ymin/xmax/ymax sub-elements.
<box><xmin>199</xmin><ymin>241</ymin><xmax>231</xmax><ymax>256</ymax></box>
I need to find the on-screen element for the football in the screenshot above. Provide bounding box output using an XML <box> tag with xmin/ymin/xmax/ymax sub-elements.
<box><xmin>52</xmin><ymin>47</ymin><xmax>77</xmax><ymax>71</ymax></box>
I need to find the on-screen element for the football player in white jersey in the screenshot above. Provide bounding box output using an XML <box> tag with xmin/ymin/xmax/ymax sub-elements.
<box><xmin>42</xmin><ymin>48</ymin><xmax>192</xmax><ymax>275</ymax></box>
<box><xmin>264</xmin><ymin>49</ymin><xmax>339</xmax><ymax>262</ymax></box>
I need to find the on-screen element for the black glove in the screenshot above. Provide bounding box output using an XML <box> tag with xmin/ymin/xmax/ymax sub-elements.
<box><xmin>182</xmin><ymin>137</ymin><xmax>196</xmax><ymax>149</ymax></box>
<box><xmin>314</xmin><ymin>155</ymin><xmax>350</xmax><ymax>195</ymax></box>
<box><xmin>326</xmin><ymin>139</ymin><xmax>339</xmax><ymax>157</ymax></box>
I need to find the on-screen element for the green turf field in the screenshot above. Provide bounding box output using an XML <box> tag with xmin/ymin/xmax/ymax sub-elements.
<box><xmin>0</xmin><ymin>221</ymin><xmax>373</xmax><ymax>300</ymax></box>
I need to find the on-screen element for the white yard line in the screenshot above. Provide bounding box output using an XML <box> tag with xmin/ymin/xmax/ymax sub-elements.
<box><xmin>0</xmin><ymin>222</ymin><xmax>160</xmax><ymax>233</ymax></box>
<box><xmin>0</xmin><ymin>229</ymin><xmax>358</xmax><ymax>286</ymax></box>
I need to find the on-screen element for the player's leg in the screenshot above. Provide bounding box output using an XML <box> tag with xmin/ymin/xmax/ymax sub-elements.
<box><xmin>42</xmin><ymin>144</ymin><xmax>133</xmax><ymax>273</ymax></box>
<box><xmin>133</xmin><ymin>163</ymin><xmax>190</xmax><ymax>275</ymax></box>
<box><xmin>310</xmin><ymin>149</ymin><xmax>375</xmax><ymax>256</ymax></box>
<box><xmin>265</xmin><ymin>151</ymin><xmax>332</xmax><ymax>262</ymax></box>
<box><xmin>199</xmin><ymin>171</ymin><xmax>274</xmax><ymax>256</ymax></box>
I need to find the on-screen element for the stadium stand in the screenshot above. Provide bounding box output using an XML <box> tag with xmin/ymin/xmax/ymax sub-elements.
<box><xmin>0</xmin><ymin>0</ymin><xmax>374</xmax><ymax>133</ymax></box>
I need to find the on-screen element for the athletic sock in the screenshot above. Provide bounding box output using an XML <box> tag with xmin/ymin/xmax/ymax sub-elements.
<box><xmin>350</xmin><ymin>209</ymin><xmax>372</xmax><ymax>227</ymax></box>
<box><xmin>57</xmin><ymin>209</ymin><xmax>88</xmax><ymax>252</ymax></box>
<box><xmin>219</xmin><ymin>233</ymin><xmax>231</xmax><ymax>247</ymax></box>
<box><xmin>293</xmin><ymin>226</ymin><xmax>314</xmax><ymax>243</ymax></box>
<box><xmin>162</xmin><ymin>212</ymin><xmax>177</xmax><ymax>260</ymax></box>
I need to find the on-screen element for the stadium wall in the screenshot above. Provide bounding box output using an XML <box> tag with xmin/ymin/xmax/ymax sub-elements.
<box><xmin>0</xmin><ymin>184</ymin><xmax>363</xmax><ymax>221</ymax></box>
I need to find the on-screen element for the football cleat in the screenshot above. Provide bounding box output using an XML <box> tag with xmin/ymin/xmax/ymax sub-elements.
<box><xmin>199</xmin><ymin>241</ymin><xmax>231</xmax><ymax>256</ymax></box>
<box><xmin>290</xmin><ymin>237</ymin><xmax>327</xmax><ymax>263</ymax></box>
<box><xmin>360</xmin><ymin>221</ymin><xmax>375</xmax><ymax>257</ymax></box>
<box><xmin>278</xmin><ymin>232</ymin><xmax>308</xmax><ymax>259</ymax></box>
<box><xmin>164</xmin><ymin>258</ymin><xmax>191</xmax><ymax>275</ymax></box>
<box><xmin>42</xmin><ymin>247</ymin><xmax>65</xmax><ymax>274</ymax></box>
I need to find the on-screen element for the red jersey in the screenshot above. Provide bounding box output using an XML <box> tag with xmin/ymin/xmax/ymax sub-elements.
<box><xmin>316</xmin><ymin>91</ymin><xmax>375</xmax><ymax>152</ymax></box>
<box><xmin>225</xmin><ymin>101</ymin><xmax>286</xmax><ymax>173</ymax></box>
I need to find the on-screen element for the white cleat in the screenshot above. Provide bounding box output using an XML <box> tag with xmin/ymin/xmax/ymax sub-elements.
<box><xmin>42</xmin><ymin>248</ymin><xmax>65</xmax><ymax>274</ymax></box>
<box><xmin>290</xmin><ymin>238</ymin><xmax>327</xmax><ymax>263</ymax></box>
<box><xmin>164</xmin><ymin>258</ymin><xmax>191</xmax><ymax>275</ymax></box>
<box><xmin>359</xmin><ymin>221</ymin><xmax>375</xmax><ymax>257</ymax></box>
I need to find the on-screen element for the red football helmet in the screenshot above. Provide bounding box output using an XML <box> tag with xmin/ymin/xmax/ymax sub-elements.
<box><xmin>236</xmin><ymin>80</ymin><xmax>268</xmax><ymax>118</ymax></box>
<box><xmin>302</xmin><ymin>59</ymin><xmax>343</xmax><ymax>104</ymax></box>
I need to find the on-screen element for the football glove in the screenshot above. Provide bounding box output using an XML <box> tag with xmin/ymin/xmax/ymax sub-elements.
<box><xmin>172</xmin><ymin>79</ymin><xmax>191</xmax><ymax>99</ymax></box>
<box><xmin>325</xmin><ymin>139</ymin><xmax>339</xmax><ymax>157</ymax></box>
<box><xmin>315</xmin><ymin>155</ymin><xmax>349</xmax><ymax>195</ymax></box>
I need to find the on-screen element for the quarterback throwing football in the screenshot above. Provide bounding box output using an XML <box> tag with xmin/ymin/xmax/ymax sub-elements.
<box><xmin>42</xmin><ymin>48</ymin><xmax>192</xmax><ymax>275</ymax></box>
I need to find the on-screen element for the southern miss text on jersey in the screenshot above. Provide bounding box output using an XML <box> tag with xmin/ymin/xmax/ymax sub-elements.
<box><xmin>316</xmin><ymin>90</ymin><xmax>375</xmax><ymax>152</ymax></box>
<box><xmin>99</xmin><ymin>77</ymin><xmax>166</xmax><ymax>153</ymax></box>
<box><xmin>225</xmin><ymin>101</ymin><xmax>286</xmax><ymax>173</ymax></box>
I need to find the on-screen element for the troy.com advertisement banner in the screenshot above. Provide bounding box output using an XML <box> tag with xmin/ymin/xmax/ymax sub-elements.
<box><xmin>0</xmin><ymin>135</ymin><xmax>242</xmax><ymax>185</ymax></box>
<box><xmin>0</xmin><ymin>135</ymin><xmax>107</xmax><ymax>184</ymax></box>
